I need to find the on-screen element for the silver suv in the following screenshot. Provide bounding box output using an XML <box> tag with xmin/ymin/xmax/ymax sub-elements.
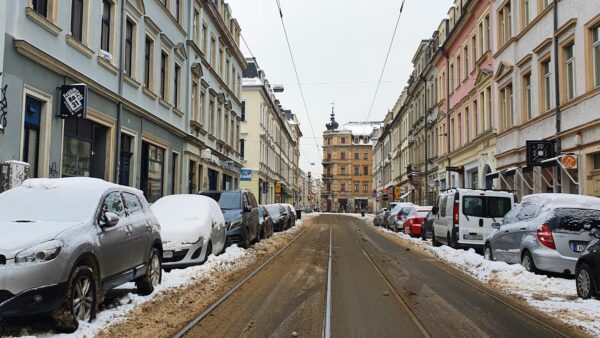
<box><xmin>0</xmin><ymin>178</ymin><xmax>162</xmax><ymax>332</ymax></box>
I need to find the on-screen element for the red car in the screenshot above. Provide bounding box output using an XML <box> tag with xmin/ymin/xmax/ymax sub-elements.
<box><xmin>403</xmin><ymin>206</ymin><xmax>433</xmax><ymax>237</ymax></box>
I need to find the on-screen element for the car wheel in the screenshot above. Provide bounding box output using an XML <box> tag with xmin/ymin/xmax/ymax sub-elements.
<box><xmin>484</xmin><ymin>244</ymin><xmax>494</xmax><ymax>261</ymax></box>
<box><xmin>53</xmin><ymin>266</ymin><xmax>97</xmax><ymax>333</ymax></box>
<box><xmin>521</xmin><ymin>251</ymin><xmax>539</xmax><ymax>274</ymax></box>
<box><xmin>576</xmin><ymin>263</ymin><xmax>596</xmax><ymax>299</ymax></box>
<box><xmin>136</xmin><ymin>247</ymin><xmax>162</xmax><ymax>296</ymax></box>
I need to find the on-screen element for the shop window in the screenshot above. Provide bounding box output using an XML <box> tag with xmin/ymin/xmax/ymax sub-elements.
<box><xmin>141</xmin><ymin>142</ymin><xmax>164</xmax><ymax>203</ymax></box>
<box><xmin>119</xmin><ymin>133</ymin><xmax>133</xmax><ymax>186</ymax></box>
<box><xmin>171</xmin><ymin>152</ymin><xmax>179</xmax><ymax>195</ymax></box>
<box><xmin>23</xmin><ymin>96</ymin><xmax>42</xmax><ymax>177</ymax></box>
<box><xmin>62</xmin><ymin>118</ymin><xmax>108</xmax><ymax>179</ymax></box>
<box><xmin>188</xmin><ymin>160</ymin><xmax>196</xmax><ymax>194</ymax></box>
<box><xmin>594</xmin><ymin>153</ymin><xmax>600</xmax><ymax>170</ymax></box>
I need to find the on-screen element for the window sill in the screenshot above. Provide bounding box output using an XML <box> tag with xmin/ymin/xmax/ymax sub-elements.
<box><xmin>159</xmin><ymin>98</ymin><xmax>173</xmax><ymax>110</ymax></box>
<box><xmin>25</xmin><ymin>8</ymin><xmax>61</xmax><ymax>36</ymax></box>
<box><xmin>124</xmin><ymin>75</ymin><xmax>142</xmax><ymax>89</ymax></box>
<box><xmin>173</xmin><ymin>107</ymin><xmax>184</xmax><ymax>117</ymax></box>
<box><xmin>142</xmin><ymin>87</ymin><xmax>158</xmax><ymax>101</ymax></box>
<box><xmin>66</xmin><ymin>35</ymin><xmax>95</xmax><ymax>58</ymax></box>
<box><xmin>97</xmin><ymin>56</ymin><xmax>118</xmax><ymax>75</ymax></box>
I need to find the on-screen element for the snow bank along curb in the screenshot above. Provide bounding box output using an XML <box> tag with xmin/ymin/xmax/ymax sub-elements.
<box><xmin>43</xmin><ymin>215</ymin><xmax>315</xmax><ymax>338</ymax></box>
<box><xmin>378</xmin><ymin>227</ymin><xmax>600</xmax><ymax>336</ymax></box>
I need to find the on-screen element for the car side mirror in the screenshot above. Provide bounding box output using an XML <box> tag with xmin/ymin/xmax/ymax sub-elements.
<box><xmin>432</xmin><ymin>206</ymin><xmax>439</xmax><ymax>215</ymax></box>
<box><xmin>100</xmin><ymin>212</ymin><xmax>120</xmax><ymax>228</ymax></box>
<box><xmin>243</xmin><ymin>205</ymin><xmax>252</xmax><ymax>213</ymax></box>
<box><xmin>591</xmin><ymin>228</ymin><xmax>600</xmax><ymax>240</ymax></box>
<box><xmin>492</xmin><ymin>222</ymin><xmax>501</xmax><ymax>229</ymax></box>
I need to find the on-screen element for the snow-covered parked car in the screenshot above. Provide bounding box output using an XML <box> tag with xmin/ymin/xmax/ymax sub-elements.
<box><xmin>0</xmin><ymin>178</ymin><xmax>162</xmax><ymax>332</ymax></box>
<box><xmin>485</xmin><ymin>194</ymin><xmax>600</xmax><ymax>275</ymax></box>
<box><xmin>264</xmin><ymin>204</ymin><xmax>289</xmax><ymax>232</ymax></box>
<box><xmin>575</xmin><ymin>229</ymin><xmax>600</xmax><ymax>299</ymax></box>
<box><xmin>258</xmin><ymin>206</ymin><xmax>275</xmax><ymax>239</ymax></box>
<box><xmin>283</xmin><ymin>204</ymin><xmax>297</xmax><ymax>228</ymax></box>
<box><xmin>151</xmin><ymin>195</ymin><xmax>226</xmax><ymax>269</ymax></box>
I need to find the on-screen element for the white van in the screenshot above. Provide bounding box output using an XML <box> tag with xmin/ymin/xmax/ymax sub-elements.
<box><xmin>431</xmin><ymin>189</ymin><xmax>514</xmax><ymax>250</ymax></box>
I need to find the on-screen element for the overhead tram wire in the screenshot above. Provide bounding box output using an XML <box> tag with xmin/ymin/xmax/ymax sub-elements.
<box><xmin>274</xmin><ymin>0</ymin><xmax>322</xmax><ymax>161</ymax></box>
<box><xmin>239</xmin><ymin>30</ymin><xmax>319</xmax><ymax>169</ymax></box>
<box><xmin>362</xmin><ymin>0</ymin><xmax>407</xmax><ymax>134</ymax></box>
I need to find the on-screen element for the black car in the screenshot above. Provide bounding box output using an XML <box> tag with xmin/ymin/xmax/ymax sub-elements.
<box><xmin>420</xmin><ymin>211</ymin><xmax>436</xmax><ymax>241</ymax></box>
<box><xmin>283</xmin><ymin>204</ymin><xmax>296</xmax><ymax>228</ymax></box>
<box><xmin>199</xmin><ymin>190</ymin><xmax>259</xmax><ymax>249</ymax></box>
<box><xmin>575</xmin><ymin>229</ymin><xmax>600</xmax><ymax>299</ymax></box>
<box><xmin>258</xmin><ymin>206</ymin><xmax>275</xmax><ymax>239</ymax></box>
<box><xmin>265</xmin><ymin>204</ymin><xmax>288</xmax><ymax>232</ymax></box>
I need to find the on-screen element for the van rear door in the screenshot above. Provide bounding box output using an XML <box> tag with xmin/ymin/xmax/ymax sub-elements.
<box><xmin>460</xmin><ymin>193</ymin><xmax>513</xmax><ymax>246</ymax></box>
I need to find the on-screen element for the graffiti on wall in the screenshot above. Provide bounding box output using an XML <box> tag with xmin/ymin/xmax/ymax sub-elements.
<box><xmin>0</xmin><ymin>72</ymin><xmax>7</xmax><ymax>130</ymax></box>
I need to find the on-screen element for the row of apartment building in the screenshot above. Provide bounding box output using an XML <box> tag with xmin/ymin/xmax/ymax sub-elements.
<box><xmin>374</xmin><ymin>0</ymin><xmax>600</xmax><ymax>207</ymax></box>
<box><xmin>0</xmin><ymin>0</ymin><xmax>304</xmax><ymax>204</ymax></box>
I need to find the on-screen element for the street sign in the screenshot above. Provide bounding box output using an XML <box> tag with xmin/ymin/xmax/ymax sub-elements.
<box><xmin>526</xmin><ymin>140</ymin><xmax>555</xmax><ymax>166</ymax></box>
<box><xmin>59</xmin><ymin>84</ymin><xmax>88</xmax><ymax>119</ymax></box>
<box><xmin>562</xmin><ymin>155</ymin><xmax>578</xmax><ymax>170</ymax></box>
<box><xmin>240</xmin><ymin>169</ymin><xmax>253</xmax><ymax>181</ymax></box>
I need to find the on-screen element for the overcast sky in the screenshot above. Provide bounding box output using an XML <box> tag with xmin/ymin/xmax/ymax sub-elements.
<box><xmin>228</xmin><ymin>0</ymin><xmax>454</xmax><ymax>178</ymax></box>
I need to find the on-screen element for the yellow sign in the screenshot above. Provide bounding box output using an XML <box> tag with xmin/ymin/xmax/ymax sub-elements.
<box><xmin>394</xmin><ymin>187</ymin><xmax>401</xmax><ymax>200</ymax></box>
<box><xmin>275</xmin><ymin>183</ymin><xmax>282</xmax><ymax>195</ymax></box>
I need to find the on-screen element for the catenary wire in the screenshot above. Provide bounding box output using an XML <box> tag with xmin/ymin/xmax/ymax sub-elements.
<box><xmin>362</xmin><ymin>0</ymin><xmax>407</xmax><ymax>133</ymax></box>
<box><xmin>274</xmin><ymin>0</ymin><xmax>322</xmax><ymax>161</ymax></box>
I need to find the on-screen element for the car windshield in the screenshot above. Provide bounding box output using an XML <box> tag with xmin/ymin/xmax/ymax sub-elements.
<box><xmin>200</xmin><ymin>192</ymin><xmax>240</xmax><ymax>210</ymax></box>
<box><xmin>0</xmin><ymin>186</ymin><xmax>98</xmax><ymax>223</ymax></box>
<box><xmin>265</xmin><ymin>205</ymin><xmax>281</xmax><ymax>216</ymax></box>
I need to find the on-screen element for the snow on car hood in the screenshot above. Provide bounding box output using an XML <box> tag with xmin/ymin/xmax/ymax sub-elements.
<box><xmin>0</xmin><ymin>221</ymin><xmax>80</xmax><ymax>258</ymax></box>
<box><xmin>151</xmin><ymin>195</ymin><xmax>224</xmax><ymax>249</ymax></box>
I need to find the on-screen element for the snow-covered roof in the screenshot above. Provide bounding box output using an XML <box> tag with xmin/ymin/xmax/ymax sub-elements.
<box><xmin>342</xmin><ymin>122</ymin><xmax>383</xmax><ymax>136</ymax></box>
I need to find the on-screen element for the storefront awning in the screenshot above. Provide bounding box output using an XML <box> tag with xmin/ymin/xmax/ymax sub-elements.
<box><xmin>503</xmin><ymin>167</ymin><xmax>517</xmax><ymax>177</ymax></box>
<box><xmin>522</xmin><ymin>165</ymin><xmax>534</xmax><ymax>173</ymax></box>
<box><xmin>541</xmin><ymin>157</ymin><xmax>559</xmax><ymax>168</ymax></box>
<box><xmin>486</xmin><ymin>172</ymin><xmax>499</xmax><ymax>179</ymax></box>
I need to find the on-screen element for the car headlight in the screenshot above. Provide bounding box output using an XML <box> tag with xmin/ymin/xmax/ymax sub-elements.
<box><xmin>15</xmin><ymin>240</ymin><xmax>63</xmax><ymax>264</ymax></box>
<box><xmin>228</xmin><ymin>219</ymin><xmax>243</xmax><ymax>230</ymax></box>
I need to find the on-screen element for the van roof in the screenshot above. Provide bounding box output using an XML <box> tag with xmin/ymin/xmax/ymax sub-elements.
<box><xmin>440</xmin><ymin>188</ymin><xmax>514</xmax><ymax>196</ymax></box>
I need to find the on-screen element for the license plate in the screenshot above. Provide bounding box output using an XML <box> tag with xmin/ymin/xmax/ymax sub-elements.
<box><xmin>571</xmin><ymin>244</ymin><xmax>586</xmax><ymax>253</ymax></box>
<box><xmin>464</xmin><ymin>233</ymin><xmax>483</xmax><ymax>240</ymax></box>
<box><xmin>163</xmin><ymin>251</ymin><xmax>174</xmax><ymax>259</ymax></box>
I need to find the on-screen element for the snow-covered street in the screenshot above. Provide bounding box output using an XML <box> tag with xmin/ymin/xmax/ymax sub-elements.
<box><xmin>1</xmin><ymin>216</ymin><xmax>313</xmax><ymax>338</ymax></box>
<box><xmin>378</xmin><ymin>227</ymin><xmax>600</xmax><ymax>336</ymax></box>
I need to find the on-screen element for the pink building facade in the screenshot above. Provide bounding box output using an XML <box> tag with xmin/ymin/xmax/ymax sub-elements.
<box><xmin>435</xmin><ymin>0</ymin><xmax>498</xmax><ymax>190</ymax></box>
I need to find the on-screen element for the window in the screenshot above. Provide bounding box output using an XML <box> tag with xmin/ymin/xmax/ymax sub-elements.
<box><xmin>193</xmin><ymin>9</ymin><xmax>200</xmax><ymax>45</ymax></box>
<box><xmin>471</xmin><ymin>35</ymin><xmax>477</xmax><ymax>66</ymax></box>
<box><xmin>541</xmin><ymin>59</ymin><xmax>552</xmax><ymax>111</ymax></box>
<box><xmin>119</xmin><ymin>133</ymin><xmax>133</xmax><ymax>186</ymax></box>
<box><xmin>240</xmin><ymin>139</ymin><xmax>245</xmax><ymax>159</ymax></box>
<box><xmin>523</xmin><ymin>73</ymin><xmax>532</xmax><ymax>120</ymax></box>
<box><xmin>449</xmin><ymin>63</ymin><xmax>455</xmax><ymax>92</ymax></box>
<box><xmin>341</xmin><ymin>137</ymin><xmax>346</xmax><ymax>144</ymax></box>
<box><xmin>32</xmin><ymin>0</ymin><xmax>49</xmax><ymax>17</ymax></box>
<box><xmin>364</xmin><ymin>166</ymin><xmax>369</xmax><ymax>176</ymax></box>
<box><xmin>354</xmin><ymin>152</ymin><xmax>359</xmax><ymax>160</ymax></box>
<box><xmin>174</xmin><ymin>63</ymin><xmax>181</xmax><ymax>108</ymax></box>
<box><xmin>124</xmin><ymin>19</ymin><xmax>133</xmax><ymax>77</ymax></box>
<box><xmin>241</xmin><ymin>101</ymin><xmax>246</xmax><ymax>121</ymax></box>
<box><xmin>23</xmin><ymin>96</ymin><xmax>43</xmax><ymax>177</ymax></box>
<box><xmin>521</xmin><ymin>0</ymin><xmax>531</xmax><ymax>28</ymax></box>
<box><xmin>364</xmin><ymin>152</ymin><xmax>368</xmax><ymax>160</ymax></box>
<box><xmin>200</xmin><ymin>89</ymin><xmax>206</xmax><ymax>125</ymax></box>
<box><xmin>354</xmin><ymin>166</ymin><xmax>360</xmax><ymax>176</ymax></box>
<box><xmin>464</xmin><ymin>46</ymin><xmax>469</xmax><ymax>76</ymax></box>
<box><xmin>500</xmin><ymin>83</ymin><xmax>514</xmax><ymax>130</ymax></box>
<box><xmin>465</xmin><ymin>107</ymin><xmax>470</xmax><ymax>142</ymax></box>
<box><xmin>192</xmin><ymin>82</ymin><xmax>199</xmax><ymax>121</ymax></box>
<box><xmin>341</xmin><ymin>183</ymin><xmax>346</xmax><ymax>192</ymax></box>
<box><xmin>123</xmin><ymin>193</ymin><xmax>143</xmax><ymax>215</ymax></box>
<box><xmin>341</xmin><ymin>167</ymin><xmax>346</xmax><ymax>175</ymax></box>
<box><xmin>485</xmin><ymin>14</ymin><xmax>491</xmax><ymax>51</ymax></box>
<box><xmin>210</xmin><ymin>36</ymin><xmax>217</xmax><ymax>66</ymax></box>
<box><xmin>564</xmin><ymin>43</ymin><xmax>576</xmax><ymax>101</ymax></box>
<box><xmin>103</xmin><ymin>192</ymin><xmax>125</xmax><ymax>216</ymax></box>
<box><xmin>458</xmin><ymin>112</ymin><xmax>462</xmax><ymax>146</ymax></box>
<box><xmin>593</xmin><ymin>26</ymin><xmax>600</xmax><ymax>88</ymax></box>
<box><xmin>141</xmin><ymin>142</ymin><xmax>164</xmax><ymax>203</ymax></box>
<box><xmin>498</xmin><ymin>2</ymin><xmax>512</xmax><ymax>47</ymax></box>
<box><xmin>450</xmin><ymin>118</ymin><xmax>455</xmax><ymax>150</ymax></box>
<box><xmin>486</xmin><ymin>86</ymin><xmax>492</xmax><ymax>129</ymax></box>
<box><xmin>175</xmin><ymin>0</ymin><xmax>181</xmax><ymax>23</ymax></box>
<box><xmin>457</xmin><ymin>56</ymin><xmax>462</xmax><ymax>84</ymax></box>
<box><xmin>144</xmin><ymin>37</ymin><xmax>153</xmax><ymax>89</ymax></box>
<box><xmin>100</xmin><ymin>0</ymin><xmax>111</xmax><ymax>52</ymax></box>
<box><xmin>539</xmin><ymin>0</ymin><xmax>552</xmax><ymax>12</ymax></box>
<box><xmin>593</xmin><ymin>153</ymin><xmax>600</xmax><ymax>170</ymax></box>
<box><xmin>160</xmin><ymin>52</ymin><xmax>168</xmax><ymax>100</ymax></box>
<box><xmin>473</xmin><ymin>99</ymin><xmax>479</xmax><ymax>136</ymax></box>
<box><xmin>341</xmin><ymin>152</ymin><xmax>346</xmax><ymax>160</ymax></box>
<box><xmin>363</xmin><ymin>182</ymin><xmax>369</xmax><ymax>192</ymax></box>
<box><xmin>71</xmin><ymin>0</ymin><xmax>84</xmax><ymax>42</ymax></box>
<box><xmin>354</xmin><ymin>182</ymin><xmax>359</xmax><ymax>192</ymax></box>
<box><xmin>202</xmin><ymin>23</ymin><xmax>208</xmax><ymax>52</ymax></box>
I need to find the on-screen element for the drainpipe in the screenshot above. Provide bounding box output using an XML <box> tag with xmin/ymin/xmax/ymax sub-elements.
<box><xmin>113</xmin><ymin>0</ymin><xmax>126</xmax><ymax>184</ymax></box>
<box><xmin>553</xmin><ymin>1</ymin><xmax>562</xmax><ymax>192</ymax></box>
<box><xmin>421</xmin><ymin>75</ymin><xmax>428</xmax><ymax>205</ymax></box>
<box><xmin>445</xmin><ymin>51</ymin><xmax>451</xmax><ymax>188</ymax></box>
